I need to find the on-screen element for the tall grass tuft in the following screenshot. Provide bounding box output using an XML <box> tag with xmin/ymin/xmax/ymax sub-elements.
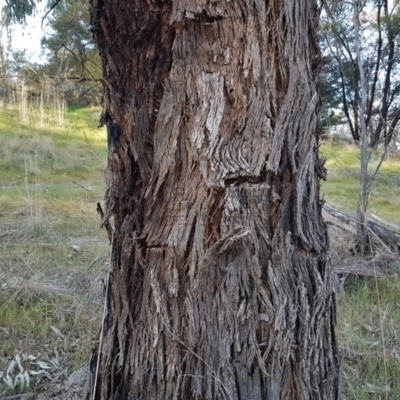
<box><xmin>19</xmin><ymin>80</ymin><xmax>29</xmax><ymax>124</ymax></box>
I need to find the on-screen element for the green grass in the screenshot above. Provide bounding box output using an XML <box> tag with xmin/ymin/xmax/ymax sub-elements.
<box><xmin>0</xmin><ymin>101</ymin><xmax>108</xmax><ymax>394</ymax></box>
<box><xmin>320</xmin><ymin>143</ymin><xmax>400</xmax><ymax>224</ymax></box>
<box><xmin>0</xmin><ymin>105</ymin><xmax>105</xmax><ymax>185</ymax></box>
<box><xmin>338</xmin><ymin>275</ymin><xmax>400</xmax><ymax>399</ymax></box>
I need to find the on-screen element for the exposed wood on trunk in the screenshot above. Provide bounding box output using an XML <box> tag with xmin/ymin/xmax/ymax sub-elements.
<box><xmin>323</xmin><ymin>205</ymin><xmax>400</xmax><ymax>250</ymax></box>
<box><xmin>84</xmin><ymin>1</ymin><xmax>340</xmax><ymax>399</ymax></box>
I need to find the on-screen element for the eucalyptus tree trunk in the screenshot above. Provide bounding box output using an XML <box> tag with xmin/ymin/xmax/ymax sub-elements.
<box><xmin>84</xmin><ymin>1</ymin><xmax>339</xmax><ymax>399</ymax></box>
<box><xmin>353</xmin><ymin>0</ymin><xmax>370</xmax><ymax>255</ymax></box>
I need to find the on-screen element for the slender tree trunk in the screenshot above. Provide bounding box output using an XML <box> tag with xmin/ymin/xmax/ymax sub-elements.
<box><xmin>353</xmin><ymin>0</ymin><xmax>370</xmax><ymax>255</ymax></box>
<box><xmin>84</xmin><ymin>1</ymin><xmax>339</xmax><ymax>399</ymax></box>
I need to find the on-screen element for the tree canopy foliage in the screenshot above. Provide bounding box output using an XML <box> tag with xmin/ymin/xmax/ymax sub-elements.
<box><xmin>3</xmin><ymin>0</ymin><xmax>38</xmax><ymax>23</ymax></box>
<box><xmin>2</xmin><ymin>0</ymin><xmax>51</xmax><ymax>23</ymax></box>
<box><xmin>41</xmin><ymin>0</ymin><xmax>100</xmax><ymax>78</ymax></box>
<box><xmin>40</xmin><ymin>0</ymin><xmax>102</xmax><ymax>104</ymax></box>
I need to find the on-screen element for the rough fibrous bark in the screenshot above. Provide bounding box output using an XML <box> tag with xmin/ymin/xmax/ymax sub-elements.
<box><xmin>84</xmin><ymin>1</ymin><xmax>339</xmax><ymax>399</ymax></box>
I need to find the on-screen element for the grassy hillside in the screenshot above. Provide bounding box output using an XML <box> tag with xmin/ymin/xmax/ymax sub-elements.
<box><xmin>0</xmin><ymin>103</ymin><xmax>399</xmax><ymax>398</ymax></box>
<box><xmin>0</xmin><ymin>103</ymin><xmax>108</xmax><ymax>395</ymax></box>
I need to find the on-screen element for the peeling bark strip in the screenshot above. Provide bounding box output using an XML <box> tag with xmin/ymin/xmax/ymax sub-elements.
<box><xmin>85</xmin><ymin>1</ymin><xmax>339</xmax><ymax>399</ymax></box>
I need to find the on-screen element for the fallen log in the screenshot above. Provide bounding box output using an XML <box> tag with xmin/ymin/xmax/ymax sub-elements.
<box><xmin>322</xmin><ymin>205</ymin><xmax>400</xmax><ymax>250</ymax></box>
<box><xmin>370</xmin><ymin>214</ymin><xmax>400</xmax><ymax>232</ymax></box>
<box><xmin>334</xmin><ymin>256</ymin><xmax>393</xmax><ymax>277</ymax></box>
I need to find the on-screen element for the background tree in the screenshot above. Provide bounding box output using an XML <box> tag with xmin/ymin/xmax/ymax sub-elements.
<box><xmin>319</xmin><ymin>60</ymin><xmax>346</xmax><ymax>132</ymax></box>
<box><xmin>321</xmin><ymin>0</ymin><xmax>400</xmax><ymax>147</ymax></box>
<box><xmin>81</xmin><ymin>1</ymin><xmax>340</xmax><ymax>399</ymax></box>
<box><xmin>2</xmin><ymin>0</ymin><xmax>101</xmax><ymax>105</ymax></box>
<box><xmin>321</xmin><ymin>0</ymin><xmax>400</xmax><ymax>253</ymax></box>
<box><xmin>353</xmin><ymin>0</ymin><xmax>371</xmax><ymax>254</ymax></box>
<box><xmin>41</xmin><ymin>0</ymin><xmax>102</xmax><ymax>104</ymax></box>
